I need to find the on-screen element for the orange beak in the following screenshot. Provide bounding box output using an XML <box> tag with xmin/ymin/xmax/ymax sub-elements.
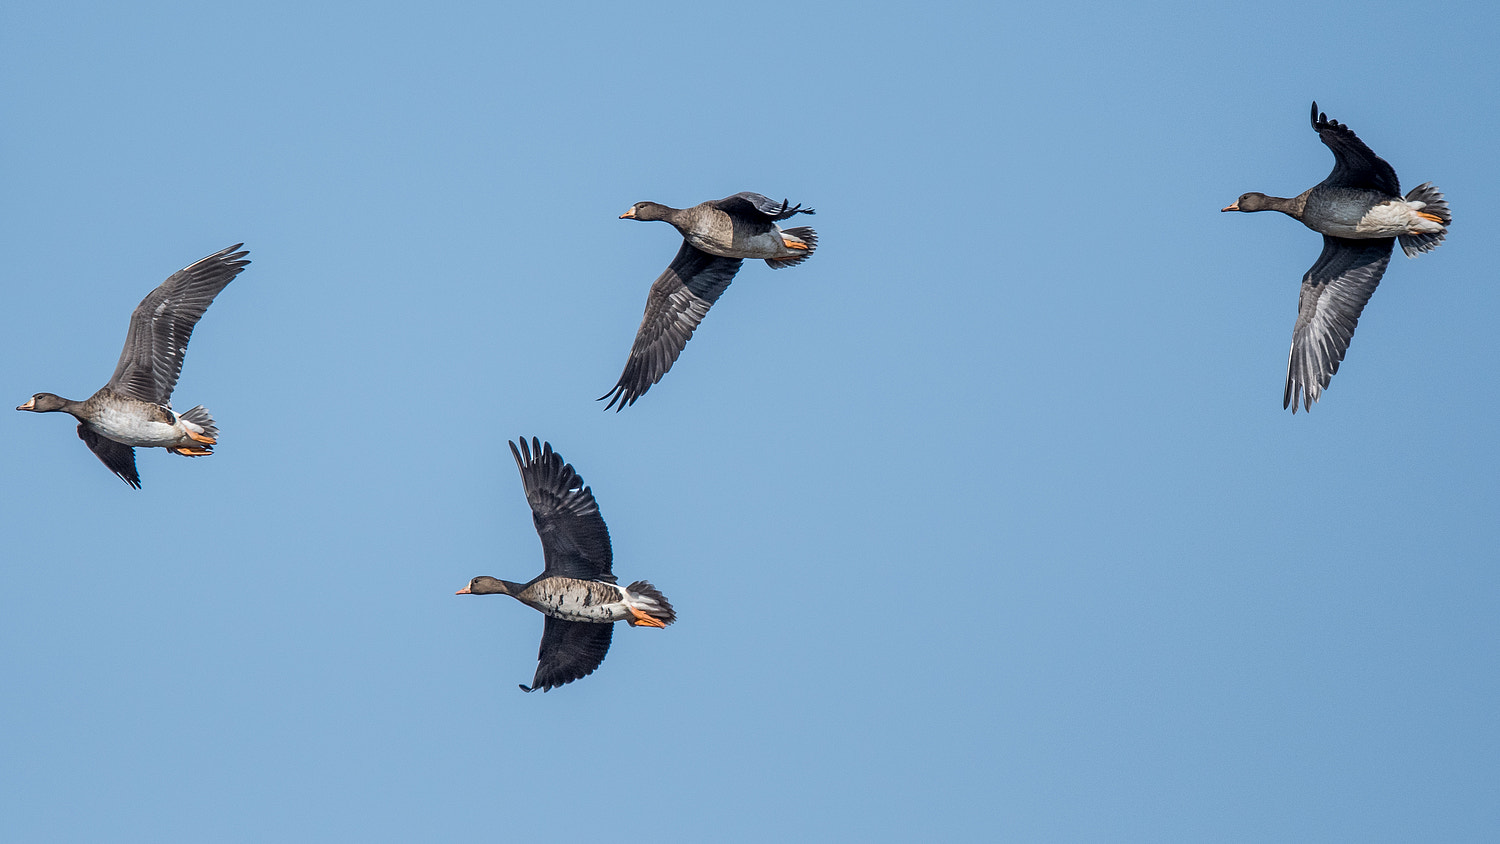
<box><xmin>455</xmin><ymin>585</ymin><xmax>472</xmax><ymax>595</ymax></box>
<box><xmin>16</xmin><ymin>398</ymin><xmax>35</xmax><ymax>410</ymax></box>
<box><xmin>1221</xmin><ymin>203</ymin><xmax>1239</xmax><ymax>212</ymax></box>
<box><xmin>619</xmin><ymin>208</ymin><xmax>636</xmax><ymax>219</ymax></box>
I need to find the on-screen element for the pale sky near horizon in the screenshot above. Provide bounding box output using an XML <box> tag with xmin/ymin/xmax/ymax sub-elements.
<box><xmin>3</xmin><ymin>2</ymin><xmax>1498</xmax><ymax>841</ymax></box>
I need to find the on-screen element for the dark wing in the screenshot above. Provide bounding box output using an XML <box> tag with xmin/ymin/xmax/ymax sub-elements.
<box><xmin>107</xmin><ymin>244</ymin><xmax>250</xmax><ymax>405</ymax></box>
<box><xmin>1284</xmin><ymin>236</ymin><xmax>1394</xmax><ymax>412</ymax></box>
<box><xmin>77</xmin><ymin>425</ymin><xmax>141</xmax><ymax>489</ymax></box>
<box><xmin>1311</xmin><ymin>102</ymin><xmax>1400</xmax><ymax>195</ymax></box>
<box><xmin>710</xmin><ymin>191</ymin><xmax>816</xmax><ymax>221</ymax></box>
<box><xmin>520</xmin><ymin>617</ymin><xmax>614</xmax><ymax>692</ymax></box>
<box><xmin>599</xmin><ymin>243</ymin><xmax>743</xmax><ymax>410</ymax></box>
<box><xmin>510</xmin><ymin>437</ymin><xmax>614</xmax><ymax>580</ymax></box>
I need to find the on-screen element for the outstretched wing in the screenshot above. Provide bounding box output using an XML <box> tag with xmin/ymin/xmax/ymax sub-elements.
<box><xmin>108</xmin><ymin>244</ymin><xmax>250</xmax><ymax>405</ymax></box>
<box><xmin>77</xmin><ymin>425</ymin><xmax>141</xmax><ymax>489</ymax></box>
<box><xmin>710</xmin><ymin>192</ymin><xmax>816</xmax><ymax>221</ymax></box>
<box><xmin>521</xmin><ymin>617</ymin><xmax>614</xmax><ymax>693</ymax></box>
<box><xmin>1284</xmin><ymin>235</ymin><xmax>1394</xmax><ymax>412</ymax></box>
<box><xmin>599</xmin><ymin>242</ymin><xmax>743</xmax><ymax>411</ymax></box>
<box><xmin>510</xmin><ymin>437</ymin><xmax>614</xmax><ymax>581</ymax></box>
<box><xmin>1311</xmin><ymin>102</ymin><xmax>1400</xmax><ymax>196</ymax></box>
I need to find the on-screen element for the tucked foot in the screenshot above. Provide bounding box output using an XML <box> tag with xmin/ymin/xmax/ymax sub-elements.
<box><xmin>185</xmin><ymin>427</ymin><xmax>217</xmax><ymax>445</ymax></box>
<box><xmin>1416</xmin><ymin>211</ymin><xmax>1445</xmax><ymax>224</ymax></box>
<box><xmin>782</xmin><ymin>237</ymin><xmax>810</xmax><ymax>251</ymax></box>
<box><xmin>628</xmin><ymin>605</ymin><xmax>667</xmax><ymax>628</ymax></box>
<box><xmin>169</xmin><ymin>445</ymin><xmax>214</xmax><ymax>456</ymax></box>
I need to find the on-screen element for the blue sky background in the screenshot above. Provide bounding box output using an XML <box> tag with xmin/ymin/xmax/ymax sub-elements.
<box><xmin>3</xmin><ymin>2</ymin><xmax>1498</xmax><ymax>841</ymax></box>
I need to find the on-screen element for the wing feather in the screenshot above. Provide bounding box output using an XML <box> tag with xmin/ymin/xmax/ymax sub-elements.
<box><xmin>521</xmin><ymin>617</ymin><xmax>614</xmax><ymax>692</ymax></box>
<box><xmin>1312</xmin><ymin>103</ymin><xmax>1400</xmax><ymax>196</ymax></box>
<box><xmin>108</xmin><ymin>244</ymin><xmax>250</xmax><ymax>405</ymax></box>
<box><xmin>711</xmin><ymin>191</ymin><xmax>815</xmax><ymax>221</ymax></box>
<box><xmin>510</xmin><ymin>438</ymin><xmax>614</xmax><ymax>581</ymax></box>
<box><xmin>77</xmin><ymin>425</ymin><xmax>141</xmax><ymax>488</ymax></box>
<box><xmin>599</xmin><ymin>243</ymin><xmax>743</xmax><ymax>410</ymax></box>
<box><xmin>1284</xmin><ymin>235</ymin><xmax>1394</xmax><ymax>412</ymax></box>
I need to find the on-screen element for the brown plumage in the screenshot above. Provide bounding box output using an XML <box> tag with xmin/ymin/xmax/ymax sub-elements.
<box><xmin>602</xmin><ymin>192</ymin><xmax>817</xmax><ymax>410</ymax></box>
<box><xmin>16</xmin><ymin>244</ymin><xmax>249</xmax><ymax>486</ymax></box>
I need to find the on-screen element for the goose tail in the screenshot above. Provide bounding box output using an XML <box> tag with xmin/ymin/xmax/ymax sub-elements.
<box><xmin>625</xmin><ymin>581</ymin><xmax>676</xmax><ymax>627</ymax></box>
<box><xmin>766</xmin><ymin>226</ymin><xmax>818</xmax><ymax>269</ymax></box>
<box><xmin>180</xmin><ymin>405</ymin><xmax>218</xmax><ymax>440</ymax></box>
<box><xmin>1399</xmin><ymin>182</ymin><xmax>1450</xmax><ymax>257</ymax></box>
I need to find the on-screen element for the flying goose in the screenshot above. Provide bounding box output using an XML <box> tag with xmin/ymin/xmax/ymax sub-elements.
<box><xmin>1223</xmin><ymin>103</ymin><xmax>1449</xmax><ymax>411</ymax></box>
<box><xmin>601</xmin><ymin>192</ymin><xmax>817</xmax><ymax>410</ymax></box>
<box><xmin>17</xmin><ymin>244</ymin><xmax>250</xmax><ymax>487</ymax></box>
<box><xmin>457</xmin><ymin>438</ymin><xmax>675</xmax><ymax>693</ymax></box>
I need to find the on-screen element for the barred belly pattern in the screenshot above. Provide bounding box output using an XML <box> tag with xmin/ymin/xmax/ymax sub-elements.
<box><xmin>522</xmin><ymin>577</ymin><xmax>631</xmax><ymax>623</ymax></box>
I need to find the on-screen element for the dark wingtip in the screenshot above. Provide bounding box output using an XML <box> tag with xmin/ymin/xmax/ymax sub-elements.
<box><xmin>213</xmin><ymin>242</ymin><xmax>251</xmax><ymax>267</ymax></box>
<box><xmin>519</xmin><ymin>683</ymin><xmax>535</xmax><ymax>693</ymax></box>
<box><xmin>1283</xmin><ymin>383</ymin><xmax>1313</xmax><ymax>414</ymax></box>
<box><xmin>510</xmin><ymin>436</ymin><xmax>554</xmax><ymax>478</ymax></box>
<box><xmin>783</xmin><ymin>200</ymin><xmax>815</xmax><ymax>217</ymax></box>
<box><xmin>1309</xmin><ymin>101</ymin><xmax>1337</xmax><ymax>134</ymax></box>
<box><xmin>597</xmin><ymin>385</ymin><xmax>635</xmax><ymax>412</ymax></box>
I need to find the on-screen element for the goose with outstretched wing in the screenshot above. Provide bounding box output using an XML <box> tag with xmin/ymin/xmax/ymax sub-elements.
<box><xmin>1223</xmin><ymin>103</ymin><xmax>1449</xmax><ymax>412</ymax></box>
<box><xmin>457</xmin><ymin>438</ymin><xmax>675</xmax><ymax>693</ymax></box>
<box><xmin>17</xmin><ymin>244</ymin><xmax>250</xmax><ymax>487</ymax></box>
<box><xmin>601</xmin><ymin>192</ymin><xmax>818</xmax><ymax>411</ymax></box>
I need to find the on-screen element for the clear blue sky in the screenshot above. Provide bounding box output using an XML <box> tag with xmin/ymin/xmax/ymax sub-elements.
<box><xmin>3</xmin><ymin>2</ymin><xmax>1497</xmax><ymax>841</ymax></box>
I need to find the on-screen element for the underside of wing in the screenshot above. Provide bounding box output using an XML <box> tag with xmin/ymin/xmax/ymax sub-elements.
<box><xmin>1312</xmin><ymin>102</ymin><xmax>1400</xmax><ymax>196</ymax></box>
<box><xmin>1284</xmin><ymin>235</ymin><xmax>1394</xmax><ymax>412</ymax></box>
<box><xmin>599</xmin><ymin>243</ymin><xmax>743</xmax><ymax>410</ymax></box>
<box><xmin>77</xmin><ymin>424</ymin><xmax>141</xmax><ymax>488</ymax></box>
<box><xmin>510</xmin><ymin>437</ymin><xmax>615</xmax><ymax>581</ymax></box>
<box><xmin>522</xmin><ymin>617</ymin><xmax>614</xmax><ymax>693</ymax></box>
<box><xmin>108</xmin><ymin>244</ymin><xmax>250</xmax><ymax>405</ymax></box>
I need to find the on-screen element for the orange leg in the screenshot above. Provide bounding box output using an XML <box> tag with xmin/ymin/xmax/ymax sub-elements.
<box><xmin>185</xmin><ymin>427</ymin><xmax>217</xmax><ymax>445</ymax></box>
<box><xmin>628</xmin><ymin>606</ymin><xmax>667</xmax><ymax>628</ymax></box>
<box><xmin>170</xmin><ymin>446</ymin><xmax>214</xmax><ymax>457</ymax></box>
<box><xmin>782</xmin><ymin>237</ymin><xmax>810</xmax><ymax>251</ymax></box>
<box><xmin>1416</xmin><ymin>211</ymin><xmax>1444</xmax><ymax>224</ymax></box>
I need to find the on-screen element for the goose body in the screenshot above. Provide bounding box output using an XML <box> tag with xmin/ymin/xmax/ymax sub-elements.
<box><xmin>602</xmin><ymin>192</ymin><xmax>818</xmax><ymax>410</ymax></box>
<box><xmin>1300</xmin><ymin>187</ymin><xmax>1447</xmax><ymax>240</ymax></box>
<box><xmin>621</xmin><ymin>192</ymin><xmax>817</xmax><ymax>264</ymax></box>
<box><xmin>456</xmin><ymin>438</ymin><xmax>675</xmax><ymax>693</ymax></box>
<box><xmin>1222</xmin><ymin>103</ymin><xmax>1450</xmax><ymax>412</ymax></box>
<box><xmin>689</xmin><ymin>224</ymin><xmax>803</xmax><ymax>261</ymax></box>
<box><xmin>17</xmin><ymin>245</ymin><xmax>249</xmax><ymax>487</ymax></box>
<box><xmin>463</xmin><ymin>576</ymin><xmax>671</xmax><ymax>625</ymax></box>
<box><xmin>82</xmin><ymin>393</ymin><xmax>212</xmax><ymax>448</ymax></box>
